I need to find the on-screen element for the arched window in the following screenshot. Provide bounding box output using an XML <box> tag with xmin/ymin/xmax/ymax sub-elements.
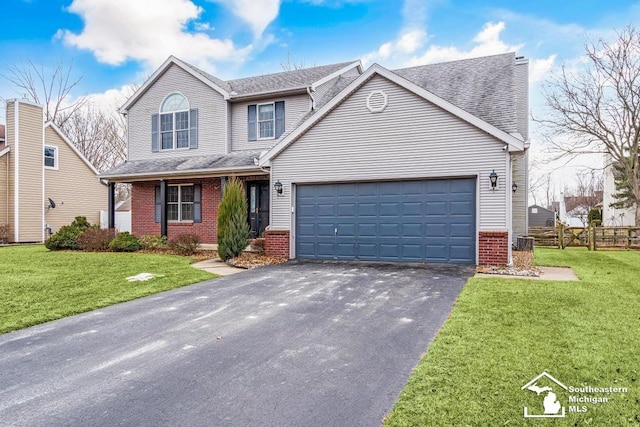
<box><xmin>158</xmin><ymin>93</ymin><xmax>191</xmax><ymax>150</ymax></box>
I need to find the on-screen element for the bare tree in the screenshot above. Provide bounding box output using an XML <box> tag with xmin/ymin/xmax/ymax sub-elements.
<box><xmin>1</xmin><ymin>59</ymin><xmax>87</xmax><ymax>129</ymax></box>
<box><xmin>280</xmin><ymin>52</ymin><xmax>313</xmax><ymax>71</ymax></box>
<box><xmin>564</xmin><ymin>170</ymin><xmax>603</xmax><ymax>213</ymax></box>
<box><xmin>538</xmin><ymin>25</ymin><xmax>640</xmax><ymax>225</ymax></box>
<box><xmin>58</xmin><ymin>105</ymin><xmax>126</xmax><ymax>172</ymax></box>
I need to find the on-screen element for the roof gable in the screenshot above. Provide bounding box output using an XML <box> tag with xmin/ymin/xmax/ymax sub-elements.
<box><xmin>260</xmin><ymin>60</ymin><xmax>525</xmax><ymax>166</ymax></box>
<box><xmin>45</xmin><ymin>122</ymin><xmax>101</xmax><ymax>176</ymax></box>
<box><xmin>120</xmin><ymin>56</ymin><xmax>231</xmax><ymax>112</ymax></box>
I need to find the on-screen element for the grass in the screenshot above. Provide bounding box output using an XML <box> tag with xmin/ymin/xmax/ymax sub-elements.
<box><xmin>385</xmin><ymin>248</ymin><xmax>640</xmax><ymax>426</ymax></box>
<box><xmin>0</xmin><ymin>245</ymin><xmax>216</xmax><ymax>334</ymax></box>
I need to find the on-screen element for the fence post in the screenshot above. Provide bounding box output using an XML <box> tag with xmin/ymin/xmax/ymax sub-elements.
<box><xmin>627</xmin><ymin>228</ymin><xmax>632</xmax><ymax>249</ymax></box>
<box><xmin>593</xmin><ymin>224</ymin><xmax>597</xmax><ymax>251</ymax></box>
<box><xmin>558</xmin><ymin>223</ymin><xmax>564</xmax><ymax>249</ymax></box>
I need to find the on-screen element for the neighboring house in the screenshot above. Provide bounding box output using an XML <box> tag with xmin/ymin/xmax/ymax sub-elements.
<box><xmin>528</xmin><ymin>205</ymin><xmax>556</xmax><ymax>227</ymax></box>
<box><xmin>602</xmin><ymin>156</ymin><xmax>636</xmax><ymax>226</ymax></box>
<box><xmin>0</xmin><ymin>100</ymin><xmax>107</xmax><ymax>243</ymax></box>
<box><xmin>101</xmin><ymin>53</ymin><xmax>529</xmax><ymax>265</ymax></box>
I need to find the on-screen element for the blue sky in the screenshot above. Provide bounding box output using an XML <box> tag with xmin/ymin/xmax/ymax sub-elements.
<box><xmin>2</xmin><ymin>0</ymin><xmax>640</xmax><ymax>196</ymax></box>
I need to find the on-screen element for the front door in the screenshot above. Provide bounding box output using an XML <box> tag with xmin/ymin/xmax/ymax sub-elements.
<box><xmin>248</xmin><ymin>181</ymin><xmax>270</xmax><ymax>238</ymax></box>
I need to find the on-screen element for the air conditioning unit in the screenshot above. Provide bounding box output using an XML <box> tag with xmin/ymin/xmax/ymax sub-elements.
<box><xmin>516</xmin><ymin>236</ymin><xmax>534</xmax><ymax>252</ymax></box>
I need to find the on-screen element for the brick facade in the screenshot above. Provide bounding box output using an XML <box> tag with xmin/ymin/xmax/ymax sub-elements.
<box><xmin>131</xmin><ymin>175</ymin><xmax>269</xmax><ymax>244</ymax></box>
<box><xmin>265</xmin><ymin>230</ymin><xmax>290</xmax><ymax>258</ymax></box>
<box><xmin>478</xmin><ymin>231</ymin><xmax>509</xmax><ymax>266</ymax></box>
<box><xmin>132</xmin><ymin>178</ymin><xmax>222</xmax><ymax>243</ymax></box>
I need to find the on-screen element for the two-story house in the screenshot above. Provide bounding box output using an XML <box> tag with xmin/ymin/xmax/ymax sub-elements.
<box><xmin>102</xmin><ymin>53</ymin><xmax>529</xmax><ymax>265</ymax></box>
<box><xmin>1</xmin><ymin>100</ymin><xmax>107</xmax><ymax>243</ymax></box>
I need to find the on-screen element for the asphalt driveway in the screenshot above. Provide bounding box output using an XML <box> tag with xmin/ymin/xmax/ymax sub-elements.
<box><xmin>0</xmin><ymin>261</ymin><xmax>473</xmax><ymax>426</ymax></box>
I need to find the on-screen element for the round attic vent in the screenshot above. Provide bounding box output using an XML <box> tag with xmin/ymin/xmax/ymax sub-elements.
<box><xmin>366</xmin><ymin>90</ymin><xmax>388</xmax><ymax>113</ymax></box>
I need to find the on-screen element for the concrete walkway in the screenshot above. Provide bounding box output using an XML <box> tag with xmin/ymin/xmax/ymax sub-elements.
<box><xmin>191</xmin><ymin>258</ymin><xmax>246</xmax><ymax>276</ymax></box>
<box><xmin>475</xmin><ymin>266</ymin><xmax>579</xmax><ymax>281</ymax></box>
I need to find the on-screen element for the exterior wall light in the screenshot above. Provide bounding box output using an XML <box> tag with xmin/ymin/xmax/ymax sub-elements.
<box><xmin>489</xmin><ymin>170</ymin><xmax>498</xmax><ymax>190</ymax></box>
<box><xmin>512</xmin><ymin>182</ymin><xmax>518</xmax><ymax>193</ymax></box>
<box><xmin>274</xmin><ymin>180</ymin><xmax>283</xmax><ymax>195</ymax></box>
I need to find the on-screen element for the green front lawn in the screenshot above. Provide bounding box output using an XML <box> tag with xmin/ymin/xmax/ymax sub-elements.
<box><xmin>0</xmin><ymin>245</ymin><xmax>215</xmax><ymax>334</ymax></box>
<box><xmin>386</xmin><ymin>248</ymin><xmax>640</xmax><ymax>426</ymax></box>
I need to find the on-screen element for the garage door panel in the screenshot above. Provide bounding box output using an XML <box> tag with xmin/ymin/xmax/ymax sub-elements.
<box><xmin>426</xmin><ymin>223</ymin><xmax>447</xmax><ymax>237</ymax></box>
<box><xmin>402</xmin><ymin>202</ymin><xmax>422</xmax><ymax>216</ymax></box>
<box><xmin>379</xmin><ymin>223</ymin><xmax>400</xmax><ymax>236</ymax></box>
<box><xmin>402</xmin><ymin>223</ymin><xmax>423</xmax><ymax>237</ymax></box>
<box><xmin>317</xmin><ymin>223</ymin><xmax>336</xmax><ymax>236</ymax></box>
<box><xmin>450</xmin><ymin>223</ymin><xmax>473</xmax><ymax>238</ymax></box>
<box><xmin>296</xmin><ymin>179</ymin><xmax>475</xmax><ymax>263</ymax></box>
<box><xmin>358</xmin><ymin>203</ymin><xmax>377</xmax><ymax>216</ymax></box>
<box><xmin>450</xmin><ymin>200</ymin><xmax>473</xmax><ymax>215</ymax></box>
<box><xmin>426</xmin><ymin>201</ymin><xmax>447</xmax><ymax>216</ymax></box>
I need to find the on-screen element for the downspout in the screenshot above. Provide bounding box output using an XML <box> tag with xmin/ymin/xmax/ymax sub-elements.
<box><xmin>506</xmin><ymin>150</ymin><xmax>513</xmax><ymax>265</ymax></box>
<box><xmin>307</xmin><ymin>86</ymin><xmax>315</xmax><ymax>111</ymax></box>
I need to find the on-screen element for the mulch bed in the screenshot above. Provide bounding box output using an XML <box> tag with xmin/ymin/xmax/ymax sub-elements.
<box><xmin>476</xmin><ymin>251</ymin><xmax>541</xmax><ymax>277</ymax></box>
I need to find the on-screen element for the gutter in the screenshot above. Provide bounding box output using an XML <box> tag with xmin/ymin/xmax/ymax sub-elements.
<box><xmin>228</xmin><ymin>86</ymin><xmax>309</xmax><ymax>102</ymax></box>
<box><xmin>99</xmin><ymin>165</ymin><xmax>266</xmax><ymax>182</ymax></box>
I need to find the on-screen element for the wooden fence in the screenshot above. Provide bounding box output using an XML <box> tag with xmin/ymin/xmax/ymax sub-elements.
<box><xmin>528</xmin><ymin>226</ymin><xmax>640</xmax><ymax>250</ymax></box>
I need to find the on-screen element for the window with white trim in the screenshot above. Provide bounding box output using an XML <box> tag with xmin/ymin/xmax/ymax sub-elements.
<box><xmin>160</xmin><ymin>93</ymin><xmax>190</xmax><ymax>150</ymax></box>
<box><xmin>167</xmin><ymin>185</ymin><xmax>195</xmax><ymax>222</ymax></box>
<box><xmin>257</xmin><ymin>103</ymin><xmax>275</xmax><ymax>139</ymax></box>
<box><xmin>44</xmin><ymin>146</ymin><xmax>57</xmax><ymax>169</ymax></box>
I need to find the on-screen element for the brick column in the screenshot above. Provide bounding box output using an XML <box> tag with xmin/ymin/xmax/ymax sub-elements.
<box><xmin>265</xmin><ymin>230</ymin><xmax>290</xmax><ymax>258</ymax></box>
<box><xmin>478</xmin><ymin>231</ymin><xmax>509</xmax><ymax>266</ymax></box>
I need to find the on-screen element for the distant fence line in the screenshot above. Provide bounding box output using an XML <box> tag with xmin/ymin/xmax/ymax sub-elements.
<box><xmin>528</xmin><ymin>226</ymin><xmax>640</xmax><ymax>250</ymax></box>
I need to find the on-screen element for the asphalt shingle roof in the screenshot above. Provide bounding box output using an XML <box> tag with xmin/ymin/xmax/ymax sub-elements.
<box><xmin>185</xmin><ymin>61</ymin><xmax>357</xmax><ymax>97</ymax></box>
<box><xmin>393</xmin><ymin>52</ymin><xmax>517</xmax><ymax>133</ymax></box>
<box><xmin>100</xmin><ymin>150</ymin><xmax>264</xmax><ymax>179</ymax></box>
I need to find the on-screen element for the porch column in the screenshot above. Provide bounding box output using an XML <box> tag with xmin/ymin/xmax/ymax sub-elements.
<box><xmin>107</xmin><ymin>182</ymin><xmax>116</xmax><ymax>229</ymax></box>
<box><xmin>160</xmin><ymin>180</ymin><xmax>168</xmax><ymax>238</ymax></box>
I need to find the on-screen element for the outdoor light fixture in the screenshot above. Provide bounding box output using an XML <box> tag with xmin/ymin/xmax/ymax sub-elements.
<box><xmin>489</xmin><ymin>170</ymin><xmax>498</xmax><ymax>190</ymax></box>
<box><xmin>512</xmin><ymin>182</ymin><xmax>518</xmax><ymax>193</ymax></box>
<box><xmin>274</xmin><ymin>180</ymin><xmax>283</xmax><ymax>195</ymax></box>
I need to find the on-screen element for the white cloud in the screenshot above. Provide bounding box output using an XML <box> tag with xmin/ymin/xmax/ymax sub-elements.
<box><xmin>529</xmin><ymin>55</ymin><xmax>556</xmax><ymax>83</ymax></box>
<box><xmin>408</xmin><ymin>22</ymin><xmax>524</xmax><ymax>66</ymax></box>
<box><xmin>362</xmin><ymin>21</ymin><xmax>523</xmax><ymax>68</ymax></box>
<box><xmin>58</xmin><ymin>0</ymin><xmax>253</xmax><ymax>71</ymax></box>
<box><xmin>213</xmin><ymin>0</ymin><xmax>281</xmax><ymax>38</ymax></box>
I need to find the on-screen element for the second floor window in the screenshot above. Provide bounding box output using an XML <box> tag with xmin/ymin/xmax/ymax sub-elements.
<box><xmin>160</xmin><ymin>94</ymin><xmax>189</xmax><ymax>150</ymax></box>
<box><xmin>248</xmin><ymin>101</ymin><xmax>285</xmax><ymax>141</ymax></box>
<box><xmin>258</xmin><ymin>103</ymin><xmax>275</xmax><ymax>139</ymax></box>
<box><xmin>44</xmin><ymin>146</ymin><xmax>57</xmax><ymax>169</ymax></box>
<box><xmin>152</xmin><ymin>93</ymin><xmax>198</xmax><ymax>152</ymax></box>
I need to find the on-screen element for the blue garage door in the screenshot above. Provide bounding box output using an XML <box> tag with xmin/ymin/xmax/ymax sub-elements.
<box><xmin>296</xmin><ymin>179</ymin><xmax>476</xmax><ymax>263</ymax></box>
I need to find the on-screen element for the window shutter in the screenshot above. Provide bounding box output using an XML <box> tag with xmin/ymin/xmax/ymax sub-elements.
<box><xmin>275</xmin><ymin>101</ymin><xmax>285</xmax><ymax>138</ymax></box>
<box><xmin>154</xmin><ymin>186</ymin><xmax>161</xmax><ymax>223</ymax></box>
<box><xmin>151</xmin><ymin>114</ymin><xmax>159</xmax><ymax>152</ymax></box>
<box><xmin>247</xmin><ymin>104</ymin><xmax>257</xmax><ymax>141</ymax></box>
<box><xmin>193</xmin><ymin>184</ymin><xmax>202</xmax><ymax>223</ymax></box>
<box><xmin>189</xmin><ymin>108</ymin><xmax>198</xmax><ymax>149</ymax></box>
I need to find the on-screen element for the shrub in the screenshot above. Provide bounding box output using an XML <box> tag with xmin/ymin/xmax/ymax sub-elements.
<box><xmin>140</xmin><ymin>234</ymin><xmax>168</xmax><ymax>250</ymax></box>
<box><xmin>78</xmin><ymin>228</ymin><xmax>117</xmax><ymax>251</ymax></box>
<box><xmin>44</xmin><ymin>216</ymin><xmax>92</xmax><ymax>251</ymax></box>
<box><xmin>588</xmin><ymin>208</ymin><xmax>602</xmax><ymax>224</ymax></box>
<box><xmin>108</xmin><ymin>232</ymin><xmax>141</xmax><ymax>252</ymax></box>
<box><xmin>0</xmin><ymin>223</ymin><xmax>9</xmax><ymax>244</ymax></box>
<box><xmin>168</xmin><ymin>234</ymin><xmax>200</xmax><ymax>256</ymax></box>
<box><xmin>217</xmin><ymin>177</ymin><xmax>250</xmax><ymax>261</ymax></box>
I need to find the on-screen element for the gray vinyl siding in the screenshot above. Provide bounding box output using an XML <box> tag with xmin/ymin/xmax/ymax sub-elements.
<box><xmin>271</xmin><ymin>75</ymin><xmax>509</xmax><ymax>232</ymax></box>
<box><xmin>515</xmin><ymin>60</ymin><xmax>529</xmax><ymax>139</ymax></box>
<box><xmin>127</xmin><ymin>64</ymin><xmax>226</xmax><ymax>161</ymax></box>
<box><xmin>230</xmin><ymin>94</ymin><xmax>310</xmax><ymax>151</ymax></box>
<box><xmin>511</xmin><ymin>150</ymin><xmax>527</xmax><ymax>240</ymax></box>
